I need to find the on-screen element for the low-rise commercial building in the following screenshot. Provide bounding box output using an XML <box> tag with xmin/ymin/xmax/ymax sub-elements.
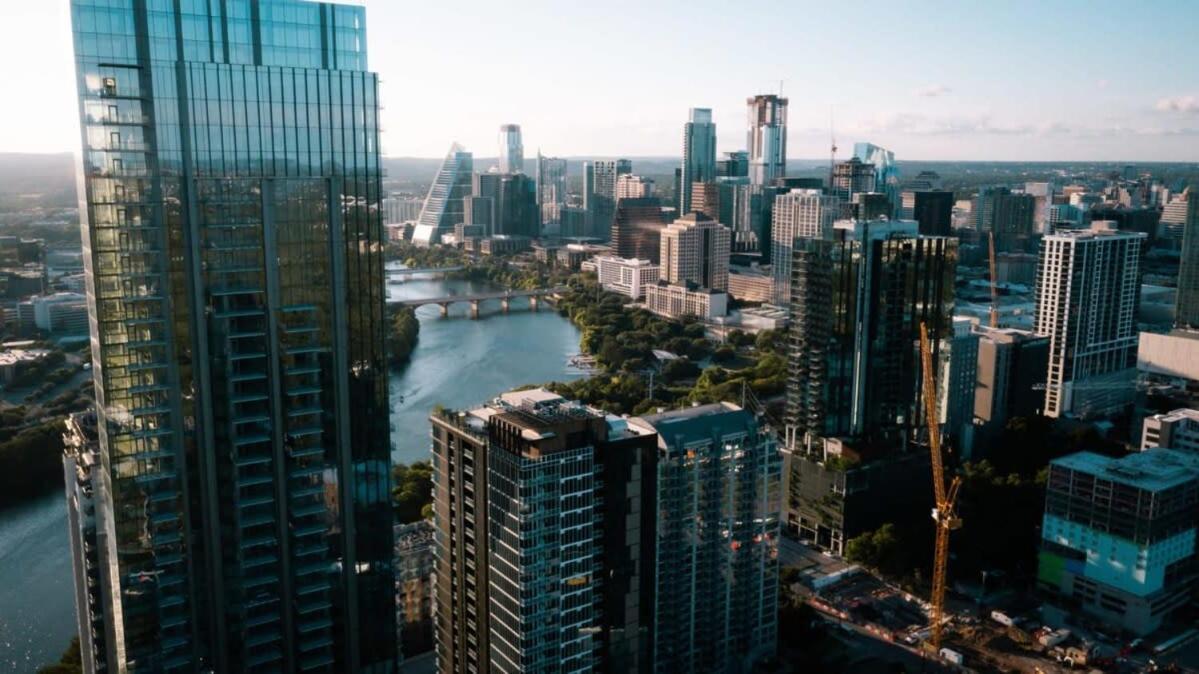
<box><xmin>1142</xmin><ymin>408</ymin><xmax>1199</xmax><ymax>452</ymax></box>
<box><xmin>595</xmin><ymin>256</ymin><xmax>660</xmax><ymax>299</ymax></box>
<box><xmin>644</xmin><ymin>281</ymin><xmax>728</xmax><ymax>320</ymax></box>
<box><xmin>727</xmin><ymin>267</ymin><xmax>774</xmax><ymax>303</ymax></box>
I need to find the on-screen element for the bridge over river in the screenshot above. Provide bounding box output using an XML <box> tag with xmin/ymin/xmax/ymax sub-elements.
<box><xmin>399</xmin><ymin>286</ymin><xmax>568</xmax><ymax>318</ymax></box>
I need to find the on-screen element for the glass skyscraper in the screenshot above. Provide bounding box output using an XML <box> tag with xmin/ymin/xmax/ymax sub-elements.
<box><xmin>68</xmin><ymin>0</ymin><xmax>394</xmax><ymax>671</ymax></box>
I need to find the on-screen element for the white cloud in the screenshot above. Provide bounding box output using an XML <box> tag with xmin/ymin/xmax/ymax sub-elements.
<box><xmin>914</xmin><ymin>84</ymin><xmax>952</xmax><ymax>98</ymax></box>
<box><xmin>1096</xmin><ymin>79</ymin><xmax>1108</xmax><ymax>90</ymax></box>
<box><xmin>1155</xmin><ymin>95</ymin><xmax>1199</xmax><ymax>114</ymax></box>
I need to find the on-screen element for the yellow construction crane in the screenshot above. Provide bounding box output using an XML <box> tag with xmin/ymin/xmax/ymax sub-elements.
<box><xmin>920</xmin><ymin>322</ymin><xmax>963</xmax><ymax>652</ymax></box>
<box><xmin>988</xmin><ymin>231</ymin><xmax>999</xmax><ymax>328</ymax></box>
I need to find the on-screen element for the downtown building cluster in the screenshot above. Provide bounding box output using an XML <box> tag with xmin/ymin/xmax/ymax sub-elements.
<box><xmin>54</xmin><ymin>0</ymin><xmax>1199</xmax><ymax>669</ymax></box>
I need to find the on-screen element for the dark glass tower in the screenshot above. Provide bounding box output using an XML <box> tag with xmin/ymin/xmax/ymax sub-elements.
<box><xmin>68</xmin><ymin>1</ymin><xmax>394</xmax><ymax>671</ymax></box>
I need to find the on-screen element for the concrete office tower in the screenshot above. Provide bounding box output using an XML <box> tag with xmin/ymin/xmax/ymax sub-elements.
<box><xmin>681</xmin><ymin>108</ymin><xmax>717</xmax><ymax>213</ymax></box>
<box><xmin>430</xmin><ymin>389</ymin><xmax>660</xmax><ymax>674</ymax></box>
<box><xmin>747</xmin><ymin>95</ymin><xmax>788</xmax><ymax>186</ymax></box>
<box><xmin>853</xmin><ymin>142</ymin><xmax>899</xmax><ymax>215</ymax></box>
<box><xmin>912</xmin><ymin>190</ymin><xmax>955</xmax><ymax>236</ymax></box>
<box><xmin>1142</xmin><ymin>408</ymin><xmax>1199</xmax><ymax>452</ymax></box>
<box><xmin>1034</xmin><ymin>223</ymin><xmax>1145</xmax><ymax>418</ymax></box>
<box><xmin>1038</xmin><ymin>449</ymin><xmax>1199</xmax><ymax>636</ymax></box>
<box><xmin>717</xmin><ymin>150</ymin><xmax>750</xmax><ymax>178</ymax></box>
<box><xmin>612</xmin><ymin>197</ymin><xmax>667</xmax><ymax>263</ymax></box>
<box><xmin>1174</xmin><ymin>190</ymin><xmax>1199</xmax><ymax>328</ymax></box>
<box><xmin>498</xmin><ymin>123</ymin><xmax>524</xmax><ymax>174</ymax></box>
<box><xmin>975</xmin><ymin>186</ymin><xmax>1037</xmax><ymax>252</ymax></box>
<box><xmin>616</xmin><ymin>174</ymin><xmax>656</xmax><ymax>200</ymax></box>
<box><xmin>770</xmin><ymin>189</ymin><xmax>840</xmax><ymax>305</ymax></box>
<box><xmin>690</xmin><ymin>181</ymin><xmax>721</xmax><ymax>220</ymax></box>
<box><xmin>536</xmin><ymin>153</ymin><xmax>568</xmax><ymax>226</ymax></box>
<box><xmin>782</xmin><ymin>220</ymin><xmax>956</xmax><ymax>553</ymax></box>
<box><xmin>627</xmin><ymin>404</ymin><xmax>780</xmax><ymax>673</ymax></box>
<box><xmin>831</xmin><ymin>157</ymin><xmax>876</xmax><ymax>202</ymax></box>
<box><xmin>585</xmin><ymin>159</ymin><xmax>633</xmax><ymax>241</ymax></box>
<box><xmin>972</xmin><ymin>326</ymin><xmax>1050</xmax><ymax>452</ymax></box>
<box><xmin>68</xmin><ymin>1</ymin><xmax>395</xmax><ymax>671</ymax></box>
<box><xmin>659</xmin><ymin>213</ymin><xmax>731</xmax><ymax>290</ymax></box>
<box><xmin>417</xmin><ymin>142</ymin><xmax>474</xmax><ymax>244</ymax></box>
<box><xmin>1160</xmin><ymin>188</ymin><xmax>1193</xmax><ymax>241</ymax></box>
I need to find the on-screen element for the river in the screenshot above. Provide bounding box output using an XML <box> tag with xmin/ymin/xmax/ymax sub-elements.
<box><xmin>0</xmin><ymin>267</ymin><xmax>583</xmax><ymax>670</ymax></box>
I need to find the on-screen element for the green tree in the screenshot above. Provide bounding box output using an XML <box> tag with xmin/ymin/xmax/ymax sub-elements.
<box><xmin>37</xmin><ymin>636</ymin><xmax>81</xmax><ymax>674</ymax></box>
<box><xmin>392</xmin><ymin>461</ymin><xmax>434</xmax><ymax>524</ymax></box>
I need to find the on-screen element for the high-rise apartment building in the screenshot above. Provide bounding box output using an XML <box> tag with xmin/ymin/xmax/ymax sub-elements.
<box><xmin>747</xmin><ymin>95</ymin><xmax>787</xmax><ymax>186</ymax></box>
<box><xmin>681</xmin><ymin>108</ymin><xmax>717</xmax><ymax>214</ymax></box>
<box><xmin>770</xmin><ymin>189</ymin><xmax>840</xmax><ymax>305</ymax></box>
<box><xmin>498</xmin><ymin>123</ymin><xmax>524</xmax><ymax>174</ymax></box>
<box><xmin>431</xmin><ymin>389</ymin><xmax>660</xmax><ymax>674</ymax></box>
<box><xmin>782</xmin><ymin>219</ymin><xmax>956</xmax><ymax>552</ymax></box>
<box><xmin>68</xmin><ymin>1</ymin><xmax>395</xmax><ymax>671</ymax></box>
<box><xmin>612</xmin><ymin>197</ymin><xmax>667</xmax><ymax>263</ymax></box>
<box><xmin>785</xmin><ymin>219</ymin><xmax>955</xmax><ymax>445</ymax></box>
<box><xmin>535</xmin><ymin>153</ymin><xmax>568</xmax><ymax>226</ymax></box>
<box><xmin>972</xmin><ymin>326</ymin><xmax>1050</xmax><ymax>452</ymax></box>
<box><xmin>417</xmin><ymin>143</ymin><xmax>474</xmax><ymax>244</ymax></box>
<box><xmin>659</xmin><ymin>213</ymin><xmax>731</xmax><ymax>290</ymax></box>
<box><xmin>431</xmin><ymin>392</ymin><xmax>778</xmax><ymax>674</ymax></box>
<box><xmin>1039</xmin><ymin>449</ymin><xmax>1199</xmax><ymax>636</ymax></box>
<box><xmin>1174</xmin><ymin>190</ymin><xmax>1199</xmax><ymax>328</ymax></box>
<box><xmin>628</xmin><ymin>404</ymin><xmax>780</xmax><ymax>673</ymax></box>
<box><xmin>1034</xmin><ymin>223</ymin><xmax>1144</xmax><ymax>418</ymax></box>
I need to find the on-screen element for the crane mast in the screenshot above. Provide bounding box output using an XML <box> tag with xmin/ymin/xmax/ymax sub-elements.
<box><xmin>920</xmin><ymin>322</ymin><xmax>962</xmax><ymax>653</ymax></box>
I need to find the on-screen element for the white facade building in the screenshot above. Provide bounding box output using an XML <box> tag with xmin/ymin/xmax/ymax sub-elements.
<box><xmin>1034</xmin><ymin>222</ymin><xmax>1145</xmax><ymax>418</ymax></box>
<box><xmin>644</xmin><ymin>282</ymin><xmax>728</xmax><ymax>320</ymax></box>
<box><xmin>595</xmin><ymin>256</ymin><xmax>660</xmax><ymax>299</ymax></box>
<box><xmin>1142</xmin><ymin>408</ymin><xmax>1199</xmax><ymax>452</ymax></box>
<box><xmin>770</xmin><ymin>189</ymin><xmax>840</xmax><ymax>305</ymax></box>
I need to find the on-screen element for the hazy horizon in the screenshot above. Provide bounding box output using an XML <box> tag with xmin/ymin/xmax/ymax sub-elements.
<box><xmin>1</xmin><ymin>0</ymin><xmax>1197</xmax><ymax>161</ymax></box>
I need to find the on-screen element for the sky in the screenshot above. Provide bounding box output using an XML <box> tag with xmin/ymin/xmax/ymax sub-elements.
<box><xmin>2</xmin><ymin>0</ymin><xmax>1198</xmax><ymax>161</ymax></box>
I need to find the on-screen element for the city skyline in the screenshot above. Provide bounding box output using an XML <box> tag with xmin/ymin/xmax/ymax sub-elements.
<box><xmin>3</xmin><ymin>0</ymin><xmax>1199</xmax><ymax>161</ymax></box>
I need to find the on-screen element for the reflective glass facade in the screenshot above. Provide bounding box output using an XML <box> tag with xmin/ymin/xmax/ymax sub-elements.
<box><xmin>70</xmin><ymin>0</ymin><xmax>393</xmax><ymax>671</ymax></box>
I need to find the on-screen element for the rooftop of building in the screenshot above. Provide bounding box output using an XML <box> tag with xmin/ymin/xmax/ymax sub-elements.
<box><xmin>1052</xmin><ymin>448</ymin><xmax>1199</xmax><ymax>492</ymax></box>
<box><xmin>1044</xmin><ymin>220</ymin><xmax>1148</xmax><ymax>240</ymax></box>
<box><xmin>442</xmin><ymin>388</ymin><xmax>643</xmax><ymax>451</ymax></box>
<box><xmin>595</xmin><ymin>255</ymin><xmax>658</xmax><ymax>267</ymax></box>
<box><xmin>1146</xmin><ymin>408</ymin><xmax>1199</xmax><ymax>425</ymax></box>
<box><xmin>973</xmin><ymin>325</ymin><xmax>1048</xmax><ymax>344</ymax></box>
<box><xmin>628</xmin><ymin>402</ymin><xmax>755</xmax><ymax>447</ymax></box>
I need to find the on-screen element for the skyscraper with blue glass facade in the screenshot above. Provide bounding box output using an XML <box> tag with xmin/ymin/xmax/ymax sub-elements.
<box><xmin>68</xmin><ymin>0</ymin><xmax>394</xmax><ymax>671</ymax></box>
